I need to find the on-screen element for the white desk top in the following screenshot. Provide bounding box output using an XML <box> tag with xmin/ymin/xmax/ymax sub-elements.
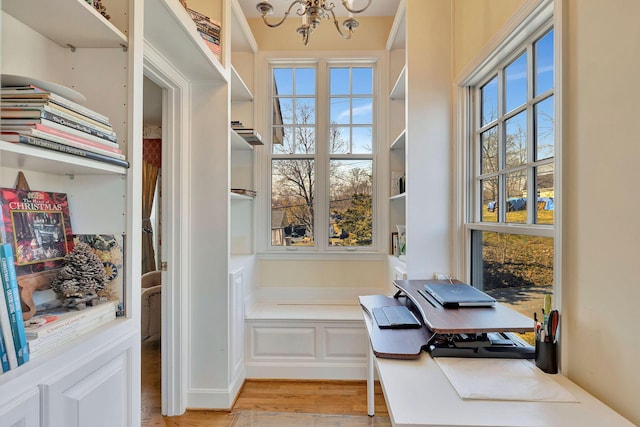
<box><xmin>362</xmin><ymin>307</ymin><xmax>632</xmax><ymax>427</ymax></box>
<box><xmin>375</xmin><ymin>354</ymin><xmax>632</xmax><ymax>427</ymax></box>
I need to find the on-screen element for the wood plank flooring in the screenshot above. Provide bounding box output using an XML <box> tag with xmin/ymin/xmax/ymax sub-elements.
<box><xmin>141</xmin><ymin>339</ymin><xmax>391</xmax><ymax>426</ymax></box>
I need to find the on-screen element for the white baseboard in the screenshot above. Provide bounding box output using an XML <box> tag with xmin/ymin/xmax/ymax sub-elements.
<box><xmin>245</xmin><ymin>362</ymin><xmax>368</xmax><ymax>380</ymax></box>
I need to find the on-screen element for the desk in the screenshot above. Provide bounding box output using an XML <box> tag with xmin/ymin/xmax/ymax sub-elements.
<box><xmin>360</xmin><ymin>280</ymin><xmax>633</xmax><ymax>426</ymax></box>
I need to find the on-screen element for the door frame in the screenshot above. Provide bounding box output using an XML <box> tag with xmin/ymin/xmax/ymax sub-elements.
<box><xmin>143</xmin><ymin>41</ymin><xmax>191</xmax><ymax>416</ymax></box>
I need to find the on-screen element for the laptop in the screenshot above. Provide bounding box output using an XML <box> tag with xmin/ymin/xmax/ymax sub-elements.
<box><xmin>423</xmin><ymin>283</ymin><xmax>496</xmax><ymax>308</ymax></box>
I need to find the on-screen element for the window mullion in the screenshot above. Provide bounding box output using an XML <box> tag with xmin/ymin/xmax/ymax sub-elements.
<box><xmin>526</xmin><ymin>43</ymin><xmax>535</xmax><ymax>225</ymax></box>
<box><xmin>497</xmin><ymin>68</ymin><xmax>506</xmax><ymax>218</ymax></box>
<box><xmin>315</xmin><ymin>61</ymin><xmax>329</xmax><ymax>250</ymax></box>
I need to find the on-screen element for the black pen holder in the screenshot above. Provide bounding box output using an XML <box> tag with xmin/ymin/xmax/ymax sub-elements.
<box><xmin>535</xmin><ymin>340</ymin><xmax>558</xmax><ymax>374</ymax></box>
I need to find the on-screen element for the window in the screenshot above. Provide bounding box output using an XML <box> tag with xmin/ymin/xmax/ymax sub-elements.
<box><xmin>468</xmin><ymin>26</ymin><xmax>555</xmax><ymax>318</ymax></box>
<box><xmin>269</xmin><ymin>61</ymin><xmax>376</xmax><ymax>251</ymax></box>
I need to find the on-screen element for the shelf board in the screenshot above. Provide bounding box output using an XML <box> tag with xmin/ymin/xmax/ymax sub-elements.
<box><xmin>2</xmin><ymin>0</ymin><xmax>127</xmax><ymax>48</ymax></box>
<box><xmin>390</xmin><ymin>65</ymin><xmax>406</xmax><ymax>100</ymax></box>
<box><xmin>231</xmin><ymin>0</ymin><xmax>258</xmax><ymax>53</ymax></box>
<box><xmin>144</xmin><ymin>0</ymin><xmax>226</xmax><ymax>82</ymax></box>
<box><xmin>390</xmin><ymin>129</ymin><xmax>406</xmax><ymax>150</ymax></box>
<box><xmin>386</xmin><ymin>0</ymin><xmax>406</xmax><ymax>51</ymax></box>
<box><xmin>0</xmin><ymin>140</ymin><xmax>127</xmax><ymax>175</ymax></box>
<box><xmin>231</xmin><ymin>65</ymin><xmax>253</xmax><ymax>101</ymax></box>
<box><xmin>390</xmin><ymin>193</ymin><xmax>406</xmax><ymax>201</ymax></box>
<box><xmin>230</xmin><ymin>192</ymin><xmax>254</xmax><ymax>201</ymax></box>
<box><xmin>231</xmin><ymin>130</ymin><xmax>253</xmax><ymax>150</ymax></box>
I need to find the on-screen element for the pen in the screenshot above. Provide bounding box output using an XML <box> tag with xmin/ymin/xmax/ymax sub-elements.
<box><xmin>548</xmin><ymin>310</ymin><xmax>559</xmax><ymax>343</ymax></box>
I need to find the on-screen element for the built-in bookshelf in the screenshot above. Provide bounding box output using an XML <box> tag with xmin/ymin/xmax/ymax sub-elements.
<box><xmin>230</xmin><ymin>0</ymin><xmax>258</xmax><ymax>256</ymax></box>
<box><xmin>0</xmin><ymin>0</ymin><xmax>141</xmax><ymax>424</ymax></box>
<box><xmin>387</xmin><ymin>3</ymin><xmax>407</xmax><ymax>264</ymax></box>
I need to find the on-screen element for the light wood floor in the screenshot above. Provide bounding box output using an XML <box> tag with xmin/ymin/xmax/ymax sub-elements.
<box><xmin>141</xmin><ymin>340</ymin><xmax>391</xmax><ymax>426</ymax></box>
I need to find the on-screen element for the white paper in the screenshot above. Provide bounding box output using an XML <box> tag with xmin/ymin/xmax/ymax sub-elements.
<box><xmin>435</xmin><ymin>358</ymin><xmax>579</xmax><ymax>402</ymax></box>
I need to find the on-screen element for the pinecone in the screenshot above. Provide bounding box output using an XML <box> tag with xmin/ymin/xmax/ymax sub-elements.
<box><xmin>52</xmin><ymin>242</ymin><xmax>109</xmax><ymax>300</ymax></box>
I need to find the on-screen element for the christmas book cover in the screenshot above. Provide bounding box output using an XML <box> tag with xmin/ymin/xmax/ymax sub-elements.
<box><xmin>0</xmin><ymin>188</ymin><xmax>74</xmax><ymax>276</ymax></box>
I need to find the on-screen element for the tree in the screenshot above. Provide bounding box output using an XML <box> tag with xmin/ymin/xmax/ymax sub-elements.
<box><xmin>335</xmin><ymin>193</ymin><xmax>373</xmax><ymax>246</ymax></box>
<box><xmin>271</xmin><ymin>102</ymin><xmax>347</xmax><ymax>245</ymax></box>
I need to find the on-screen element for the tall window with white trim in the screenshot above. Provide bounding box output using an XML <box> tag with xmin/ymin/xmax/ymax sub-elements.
<box><xmin>469</xmin><ymin>26</ymin><xmax>555</xmax><ymax>316</ymax></box>
<box><xmin>269</xmin><ymin>62</ymin><xmax>376</xmax><ymax>250</ymax></box>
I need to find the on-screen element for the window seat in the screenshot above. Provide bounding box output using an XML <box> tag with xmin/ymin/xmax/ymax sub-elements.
<box><xmin>244</xmin><ymin>288</ymin><xmax>384</xmax><ymax>380</ymax></box>
<box><xmin>246</xmin><ymin>301</ymin><xmax>363</xmax><ymax>321</ymax></box>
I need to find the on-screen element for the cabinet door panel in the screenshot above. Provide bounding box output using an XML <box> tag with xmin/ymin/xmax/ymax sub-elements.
<box><xmin>43</xmin><ymin>352</ymin><xmax>129</xmax><ymax>427</ymax></box>
<box><xmin>0</xmin><ymin>388</ymin><xmax>40</xmax><ymax>427</ymax></box>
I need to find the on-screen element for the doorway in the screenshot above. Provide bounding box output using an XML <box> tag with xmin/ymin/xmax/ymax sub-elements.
<box><xmin>142</xmin><ymin>48</ymin><xmax>191</xmax><ymax>416</ymax></box>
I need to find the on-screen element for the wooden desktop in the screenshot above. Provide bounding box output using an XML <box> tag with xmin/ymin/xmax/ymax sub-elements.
<box><xmin>360</xmin><ymin>280</ymin><xmax>633</xmax><ymax>426</ymax></box>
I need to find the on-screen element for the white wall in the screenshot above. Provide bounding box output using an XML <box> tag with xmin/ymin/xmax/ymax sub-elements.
<box><xmin>562</xmin><ymin>0</ymin><xmax>640</xmax><ymax>423</ymax></box>
<box><xmin>404</xmin><ymin>0</ymin><xmax>453</xmax><ymax>279</ymax></box>
<box><xmin>247</xmin><ymin>16</ymin><xmax>393</xmax><ymax>51</ymax></box>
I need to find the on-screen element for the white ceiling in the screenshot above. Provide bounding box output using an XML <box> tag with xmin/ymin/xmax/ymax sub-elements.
<box><xmin>237</xmin><ymin>0</ymin><xmax>400</xmax><ymax>19</ymax></box>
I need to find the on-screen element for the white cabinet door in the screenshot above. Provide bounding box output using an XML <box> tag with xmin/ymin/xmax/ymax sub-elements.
<box><xmin>0</xmin><ymin>388</ymin><xmax>40</xmax><ymax>427</ymax></box>
<box><xmin>42</xmin><ymin>347</ymin><xmax>131</xmax><ymax>427</ymax></box>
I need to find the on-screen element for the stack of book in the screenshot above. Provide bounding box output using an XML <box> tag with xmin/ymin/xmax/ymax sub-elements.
<box><xmin>186</xmin><ymin>7</ymin><xmax>221</xmax><ymax>58</ymax></box>
<box><xmin>1</xmin><ymin>83</ymin><xmax>129</xmax><ymax>168</ymax></box>
<box><xmin>231</xmin><ymin>120</ymin><xmax>264</xmax><ymax>145</ymax></box>
<box><xmin>231</xmin><ymin>188</ymin><xmax>257</xmax><ymax>198</ymax></box>
<box><xmin>0</xmin><ymin>243</ymin><xmax>29</xmax><ymax>373</ymax></box>
<box><xmin>25</xmin><ymin>300</ymin><xmax>117</xmax><ymax>360</ymax></box>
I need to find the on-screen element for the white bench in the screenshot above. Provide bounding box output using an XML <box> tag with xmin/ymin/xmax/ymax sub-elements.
<box><xmin>244</xmin><ymin>290</ymin><xmax>382</xmax><ymax>380</ymax></box>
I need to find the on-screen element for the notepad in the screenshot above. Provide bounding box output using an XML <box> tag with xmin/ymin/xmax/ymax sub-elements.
<box><xmin>372</xmin><ymin>306</ymin><xmax>421</xmax><ymax>329</ymax></box>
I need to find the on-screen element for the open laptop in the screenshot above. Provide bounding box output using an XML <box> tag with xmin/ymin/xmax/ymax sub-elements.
<box><xmin>423</xmin><ymin>283</ymin><xmax>496</xmax><ymax>308</ymax></box>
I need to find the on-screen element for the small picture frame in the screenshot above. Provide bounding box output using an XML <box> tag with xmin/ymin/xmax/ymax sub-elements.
<box><xmin>391</xmin><ymin>232</ymin><xmax>399</xmax><ymax>256</ymax></box>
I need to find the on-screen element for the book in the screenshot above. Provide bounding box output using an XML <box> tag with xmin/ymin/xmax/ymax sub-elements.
<box><xmin>235</xmin><ymin>129</ymin><xmax>263</xmax><ymax>145</ymax></box>
<box><xmin>199</xmin><ymin>33</ymin><xmax>222</xmax><ymax>55</ymax></box>
<box><xmin>73</xmin><ymin>234</ymin><xmax>125</xmax><ymax>317</ymax></box>
<box><xmin>29</xmin><ymin>313</ymin><xmax>115</xmax><ymax>359</ymax></box>
<box><xmin>2</xmin><ymin>108</ymin><xmax>118</xmax><ymax>144</ymax></box>
<box><xmin>1</xmin><ymin>84</ymin><xmax>110</xmax><ymax>124</ymax></box>
<box><xmin>1</xmin><ymin>105</ymin><xmax>114</xmax><ymax>132</ymax></box>
<box><xmin>231</xmin><ymin>188</ymin><xmax>257</xmax><ymax>197</ymax></box>
<box><xmin>0</xmin><ymin>327</ymin><xmax>10</xmax><ymax>372</ymax></box>
<box><xmin>1</xmin><ymin>124</ymin><xmax>123</xmax><ymax>157</ymax></box>
<box><xmin>0</xmin><ymin>274</ymin><xmax>18</xmax><ymax>369</ymax></box>
<box><xmin>1</xmin><ymin>99</ymin><xmax>111</xmax><ymax>128</ymax></box>
<box><xmin>185</xmin><ymin>7</ymin><xmax>222</xmax><ymax>57</ymax></box>
<box><xmin>0</xmin><ymin>188</ymin><xmax>74</xmax><ymax>279</ymax></box>
<box><xmin>0</xmin><ymin>244</ymin><xmax>29</xmax><ymax>365</ymax></box>
<box><xmin>7</xmin><ymin>134</ymin><xmax>130</xmax><ymax>168</ymax></box>
<box><xmin>24</xmin><ymin>300</ymin><xmax>117</xmax><ymax>340</ymax></box>
<box><xmin>27</xmin><ymin>302</ymin><xmax>117</xmax><ymax>359</ymax></box>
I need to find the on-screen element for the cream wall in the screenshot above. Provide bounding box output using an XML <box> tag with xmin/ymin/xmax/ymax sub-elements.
<box><xmin>247</xmin><ymin>16</ymin><xmax>393</xmax><ymax>51</ymax></box>
<box><xmin>562</xmin><ymin>0</ymin><xmax>640</xmax><ymax>423</ymax></box>
<box><xmin>452</xmin><ymin>0</ymin><xmax>525</xmax><ymax>78</ymax></box>
<box><xmin>452</xmin><ymin>0</ymin><xmax>640</xmax><ymax>424</ymax></box>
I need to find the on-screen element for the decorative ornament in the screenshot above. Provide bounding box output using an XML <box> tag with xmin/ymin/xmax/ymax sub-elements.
<box><xmin>51</xmin><ymin>242</ymin><xmax>108</xmax><ymax>309</ymax></box>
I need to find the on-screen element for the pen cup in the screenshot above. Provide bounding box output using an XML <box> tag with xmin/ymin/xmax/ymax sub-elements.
<box><xmin>535</xmin><ymin>340</ymin><xmax>558</xmax><ymax>374</ymax></box>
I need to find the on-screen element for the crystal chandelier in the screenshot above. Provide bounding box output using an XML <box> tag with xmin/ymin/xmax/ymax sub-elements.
<box><xmin>256</xmin><ymin>0</ymin><xmax>372</xmax><ymax>46</ymax></box>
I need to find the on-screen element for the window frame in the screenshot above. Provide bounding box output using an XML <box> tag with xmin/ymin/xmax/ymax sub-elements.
<box><xmin>469</xmin><ymin>23</ymin><xmax>555</xmax><ymax>238</ymax></box>
<box><xmin>258</xmin><ymin>54</ymin><xmax>384</xmax><ymax>256</ymax></box>
<box><xmin>456</xmin><ymin>0</ymin><xmax>559</xmax><ymax>303</ymax></box>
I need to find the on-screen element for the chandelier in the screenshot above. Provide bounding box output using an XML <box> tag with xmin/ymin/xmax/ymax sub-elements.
<box><xmin>256</xmin><ymin>0</ymin><xmax>373</xmax><ymax>46</ymax></box>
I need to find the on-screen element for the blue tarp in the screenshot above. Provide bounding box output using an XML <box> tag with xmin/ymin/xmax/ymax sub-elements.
<box><xmin>487</xmin><ymin>197</ymin><xmax>554</xmax><ymax>212</ymax></box>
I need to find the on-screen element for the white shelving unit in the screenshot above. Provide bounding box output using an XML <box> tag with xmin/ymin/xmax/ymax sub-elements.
<box><xmin>0</xmin><ymin>0</ymin><xmax>141</xmax><ymax>425</ymax></box>
<box><xmin>229</xmin><ymin>0</ymin><xmax>258</xmax><ymax>257</ymax></box>
<box><xmin>387</xmin><ymin>2</ymin><xmax>407</xmax><ymax>261</ymax></box>
<box><xmin>145</xmin><ymin>0</ymin><xmax>226</xmax><ymax>81</ymax></box>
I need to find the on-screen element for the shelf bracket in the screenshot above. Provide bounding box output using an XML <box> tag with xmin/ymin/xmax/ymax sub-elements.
<box><xmin>120</xmin><ymin>43</ymin><xmax>128</xmax><ymax>52</ymax></box>
<box><xmin>66</xmin><ymin>44</ymin><xmax>77</xmax><ymax>52</ymax></box>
